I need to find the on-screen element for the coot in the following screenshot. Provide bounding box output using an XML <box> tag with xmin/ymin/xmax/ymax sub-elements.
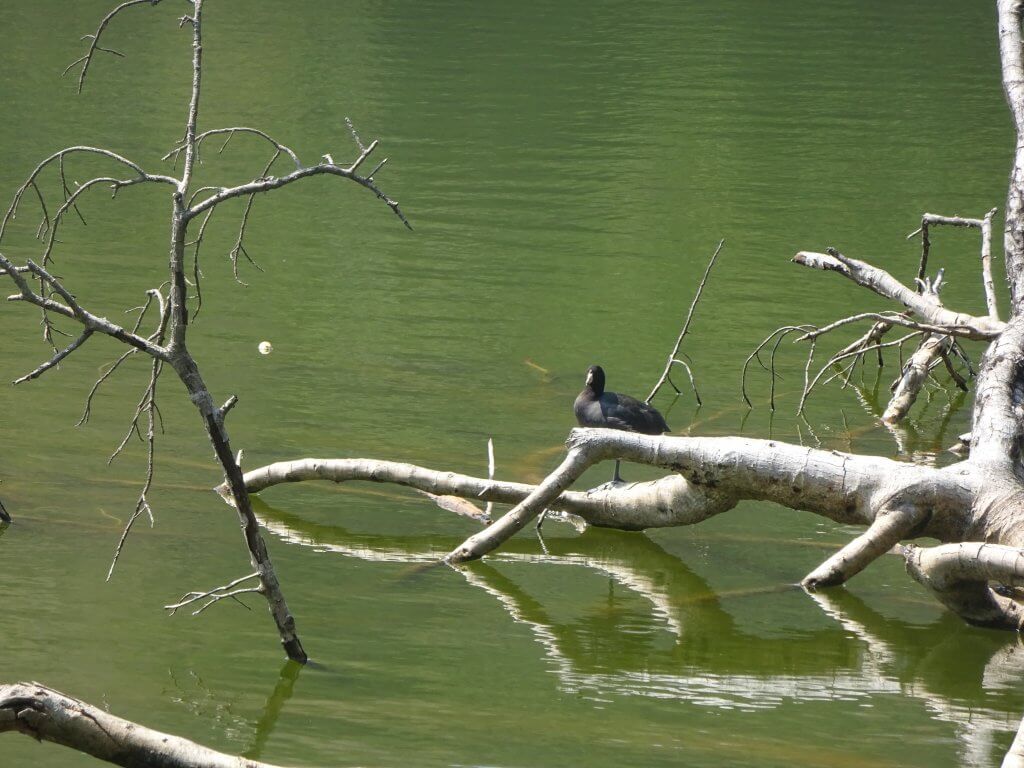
<box><xmin>574</xmin><ymin>364</ymin><xmax>670</xmax><ymax>483</ymax></box>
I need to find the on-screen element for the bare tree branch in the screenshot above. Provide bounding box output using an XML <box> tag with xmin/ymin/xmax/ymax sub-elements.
<box><xmin>64</xmin><ymin>0</ymin><xmax>165</xmax><ymax>92</ymax></box>
<box><xmin>796</xmin><ymin>311</ymin><xmax>969</xmax><ymax>340</ymax></box>
<box><xmin>77</xmin><ymin>289</ymin><xmax>165</xmax><ymax>426</ymax></box>
<box><xmin>793</xmin><ymin>248</ymin><xmax>1004</xmax><ymax>339</ymax></box>
<box><xmin>1</xmin><ymin>254</ymin><xmax>169</xmax><ymax>358</ymax></box>
<box><xmin>165</xmin><ymin>572</ymin><xmax>261</xmax><ymax>616</ymax></box>
<box><xmin>882</xmin><ymin>334</ymin><xmax>952</xmax><ymax>424</ymax></box>
<box><xmin>106</xmin><ymin>354</ymin><xmax>163</xmax><ymax>580</ymax></box>
<box><xmin>12</xmin><ymin>329</ymin><xmax>92</xmax><ymax>385</ymax></box>
<box><xmin>908</xmin><ymin>209</ymin><xmax>1001</xmax><ymax>320</ymax></box>
<box><xmin>162</xmin><ymin>126</ymin><xmax>302</xmax><ymax>170</ymax></box>
<box><xmin>0</xmin><ymin>148</ymin><xmax>176</xmax><ymax>244</ymax></box>
<box><xmin>186</xmin><ymin>157</ymin><xmax>412</xmax><ymax>229</ymax></box>
<box><xmin>799</xmin><ymin>332</ymin><xmax>922</xmax><ymax>415</ymax></box>
<box><xmin>741</xmin><ymin>325</ymin><xmax>813</xmax><ymax>409</ymax></box>
<box><xmin>646</xmin><ymin>238</ymin><xmax>723</xmax><ymax>404</ymax></box>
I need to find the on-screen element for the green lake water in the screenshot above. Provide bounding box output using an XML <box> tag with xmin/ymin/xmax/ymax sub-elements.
<box><xmin>1</xmin><ymin>1</ymin><xmax>1021</xmax><ymax>766</ymax></box>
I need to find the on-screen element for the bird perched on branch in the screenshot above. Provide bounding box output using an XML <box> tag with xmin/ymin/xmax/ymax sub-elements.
<box><xmin>574</xmin><ymin>364</ymin><xmax>670</xmax><ymax>484</ymax></box>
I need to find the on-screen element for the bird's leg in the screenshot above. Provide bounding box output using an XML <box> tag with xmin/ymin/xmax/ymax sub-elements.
<box><xmin>612</xmin><ymin>459</ymin><xmax>623</xmax><ymax>484</ymax></box>
<box><xmin>535</xmin><ymin>509</ymin><xmax>549</xmax><ymax>533</ymax></box>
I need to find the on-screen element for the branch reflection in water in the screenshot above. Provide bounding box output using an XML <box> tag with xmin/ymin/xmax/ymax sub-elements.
<box><xmin>164</xmin><ymin>658</ymin><xmax>305</xmax><ymax>762</ymax></box>
<box><xmin>251</xmin><ymin>495</ymin><xmax>1024</xmax><ymax>766</ymax></box>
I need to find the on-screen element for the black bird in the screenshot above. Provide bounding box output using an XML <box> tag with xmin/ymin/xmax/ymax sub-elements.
<box><xmin>574</xmin><ymin>364</ymin><xmax>670</xmax><ymax>484</ymax></box>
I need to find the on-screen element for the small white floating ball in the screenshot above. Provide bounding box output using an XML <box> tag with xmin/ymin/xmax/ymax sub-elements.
<box><xmin>258</xmin><ymin>341</ymin><xmax>273</xmax><ymax>355</ymax></box>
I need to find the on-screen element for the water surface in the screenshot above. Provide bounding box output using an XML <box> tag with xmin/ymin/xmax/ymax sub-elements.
<box><xmin>1</xmin><ymin>1</ymin><xmax>1020</xmax><ymax>766</ymax></box>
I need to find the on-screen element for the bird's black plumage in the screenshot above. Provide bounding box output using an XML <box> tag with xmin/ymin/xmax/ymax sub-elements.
<box><xmin>574</xmin><ymin>365</ymin><xmax>670</xmax><ymax>434</ymax></box>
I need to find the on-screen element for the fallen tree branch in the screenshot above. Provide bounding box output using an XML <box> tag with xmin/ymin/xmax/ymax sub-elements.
<box><xmin>225</xmin><ymin>455</ymin><xmax>721</xmax><ymax>530</ymax></box>
<box><xmin>966</xmin><ymin>313</ymin><xmax>1024</xmax><ymax>467</ymax></box>
<box><xmin>232</xmin><ymin>429</ymin><xmax>980</xmax><ymax>589</ymax></box>
<box><xmin>1007</xmin><ymin>714</ymin><xmax>1024</xmax><ymax>768</ymax></box>
<box><xmin>902</xmin><ymin>542</ymin><xmax>1024</xmax><ymax>629</ymax></box>
<box><xmin>1000</xmin><ymin>0</ymin><xmax>1024</xmax><ymax>310</ymax></box>
<box><xmin>443</xmin><ymin>428</ymin><xmax>981</xmax><ymax>567</ymax></box>
<box><xmin>792</xmin><ymin>249</ymin><xmax>1004</xmax><ymax>338</ymax></box>
<box><xmin>0</xmin><ymin>682</ymin><xmax>292</xmax><ymax>768</ymax></box>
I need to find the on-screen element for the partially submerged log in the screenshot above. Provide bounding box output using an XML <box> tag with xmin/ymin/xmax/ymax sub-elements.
<box><xmin>0</xmin><ymin>682</ymin><xmax>291</xmax><ymax>768</ymax></box>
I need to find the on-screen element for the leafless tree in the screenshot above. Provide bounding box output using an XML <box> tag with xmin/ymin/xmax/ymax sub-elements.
<box><xmin>0</xmin><ymin>0</ymin><xmax>409</xmax><ymax>664</ymax></box>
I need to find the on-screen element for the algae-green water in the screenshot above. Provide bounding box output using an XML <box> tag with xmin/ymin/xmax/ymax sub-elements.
<box><xmin>1</xmin><ymin>2</ymin><xmax>1018</xmax><ymax>766</ymax></box>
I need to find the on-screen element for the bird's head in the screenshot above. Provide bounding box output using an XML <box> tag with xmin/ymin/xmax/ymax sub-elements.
<box><xmin>585</xmin><ymin>365</ymin><xmax>605</xmax><ymax>394</ymax></box>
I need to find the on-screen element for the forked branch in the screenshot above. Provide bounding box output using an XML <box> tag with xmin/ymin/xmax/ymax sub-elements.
<box><xmin>63</xmin><ymin>0</ymin><xmax>166</xmax><ymax>93</ymax></box>
<box><xmin>165</xmin><ymin>572</ymin><xmax>262</xmax><ymax>616</ymax></box>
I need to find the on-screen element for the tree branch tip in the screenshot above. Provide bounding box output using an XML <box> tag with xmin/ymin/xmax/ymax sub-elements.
<box><xmin>219</xmin><ymin>394</ymin><xmax>239</xmax><ymax>420</ymax></box>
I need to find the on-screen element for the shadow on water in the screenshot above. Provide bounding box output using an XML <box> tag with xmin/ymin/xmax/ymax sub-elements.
<box><xmin>250</xmin><ymin>494</ymin><xmax>1024</xmax><ymax>763</ymax></box>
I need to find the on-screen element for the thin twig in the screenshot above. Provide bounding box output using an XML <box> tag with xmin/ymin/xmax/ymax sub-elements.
<box><xmin>164</xmin><ymin>572</ymin><xmax>262</xmax><ymax>615</ymax></box>
<box><xmin>798</xmin><ymin>333</ymin><xmax>922</xmax><ymax>415</ymax></box>
<box><xmin>647</xmin><ymin>238</ymin><xmax>724</xmax><ymax>403</ymax></box>
<box><xmin>12</xmin><ymin>329</ymin><xmax>93</xmax><ymax>384</ymax></box>
<box><xmin>65</xmin><ymin>0</ymin><xmax>163</xmax><ymax>92</ymax></box>
<box><xmin>106</xmin><ymin>355</ymin><xmax>163</xmax><ymax>580</ymax></box>
<box><xmin>228</xmin><ymin>151</ymin><xmax>279</xmax><ymax>284</ymax></box>
<box><xmin>796</xmin><ymin>312</ymin><xmax>971</xmax><ymax>341</ymax></box>
<box><xmin>740</xmin><ymin>325</ymin><xmax>813</xmax><ymax>409</ymax></box>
